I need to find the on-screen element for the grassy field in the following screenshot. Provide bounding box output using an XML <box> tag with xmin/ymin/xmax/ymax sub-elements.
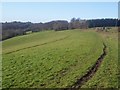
<box><xmin>2</xmin><ymin>28</ymin><xmax>118</xmax><ymax>88</ymax></box>
<box><xmin>82</xmin><ymin>28</ymin><xmax>118</xmax><ymax>88</ymax></box>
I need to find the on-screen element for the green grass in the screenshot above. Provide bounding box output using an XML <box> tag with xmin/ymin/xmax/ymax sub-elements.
<box><xmin>2</xmin><ymin>28</ymin><xmax>118</xmax><ymax>88</ymax></box>
<box><xmin>82</xmin><ymin>28</ymin><xmax>118</xmax><ymax>88</ymax></box>
<box><xmin>0</xmin><ymin>41</ymin><xmax>2</xmax><ymax>89</ymax></box>
<box><xmin>3</xmin><ymin>30</ymin><xmax>71</xmax><ymax>54</ymax></box>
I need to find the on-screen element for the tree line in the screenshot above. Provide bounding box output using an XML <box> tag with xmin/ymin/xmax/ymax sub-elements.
<box><xmin>1</xmin><ymin>18</ymin><xmax>120</xmax><ymax>41</ymax></box>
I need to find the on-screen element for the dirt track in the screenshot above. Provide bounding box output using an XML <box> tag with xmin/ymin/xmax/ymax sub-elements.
<box><xmin>65</xmin><ymin>43</ymin><xmax>107</xmax><ymax>89</ymax></box>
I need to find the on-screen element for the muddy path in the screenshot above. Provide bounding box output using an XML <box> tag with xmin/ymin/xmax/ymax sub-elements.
<box><xmin>65</xmin><ymin>43</ymin><xmax>107</xmax><ymax>89</ymax></box>
<box><xmin>4</xmin><ymin>35</ymin><xmax>70</xmax><ymax>55</ymax></box>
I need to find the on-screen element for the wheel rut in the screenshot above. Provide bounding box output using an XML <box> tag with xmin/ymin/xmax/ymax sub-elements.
<box><xmin>65</xmin><ymin>43</ymin><xmax>107</xmax><ymax>89</ymax></box>
<box><xmin>4</xmin><ymin>35</ymin><xmax>70</xmax><ymax>55</ymax></box>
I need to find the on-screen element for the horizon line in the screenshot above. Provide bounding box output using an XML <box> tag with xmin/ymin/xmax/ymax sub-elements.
<box><xmin>1</xmin><ymin>17</ymin><xmax>118</xmax><ymax>23</ymax></box>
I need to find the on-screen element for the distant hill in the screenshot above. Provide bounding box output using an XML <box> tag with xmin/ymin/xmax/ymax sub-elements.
<box><xmin>1</xmin><ymin>18</ymin><xmax>120</xmax><ymax>41</ymax></box>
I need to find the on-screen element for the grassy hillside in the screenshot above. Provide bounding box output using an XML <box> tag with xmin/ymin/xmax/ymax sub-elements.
<box><xmin>3</xmin><ymin>30</ymin><xmax>71</xmax><ymax>54</ymax></box>
<box><xmin>82</xmin><ymin>28</ymin><xmax>118</xmax><ymax>88</ymax></box>
<box><xmin>2</xmin><ymin>29</ymin><xmax>118</xmax><ymax>88</ymax></box>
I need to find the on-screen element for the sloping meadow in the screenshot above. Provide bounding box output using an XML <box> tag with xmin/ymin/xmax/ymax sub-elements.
<box><xmin>2</xmin><ymin>29</ymin><xmax>113</xmax><ymax>88</ymax></box>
